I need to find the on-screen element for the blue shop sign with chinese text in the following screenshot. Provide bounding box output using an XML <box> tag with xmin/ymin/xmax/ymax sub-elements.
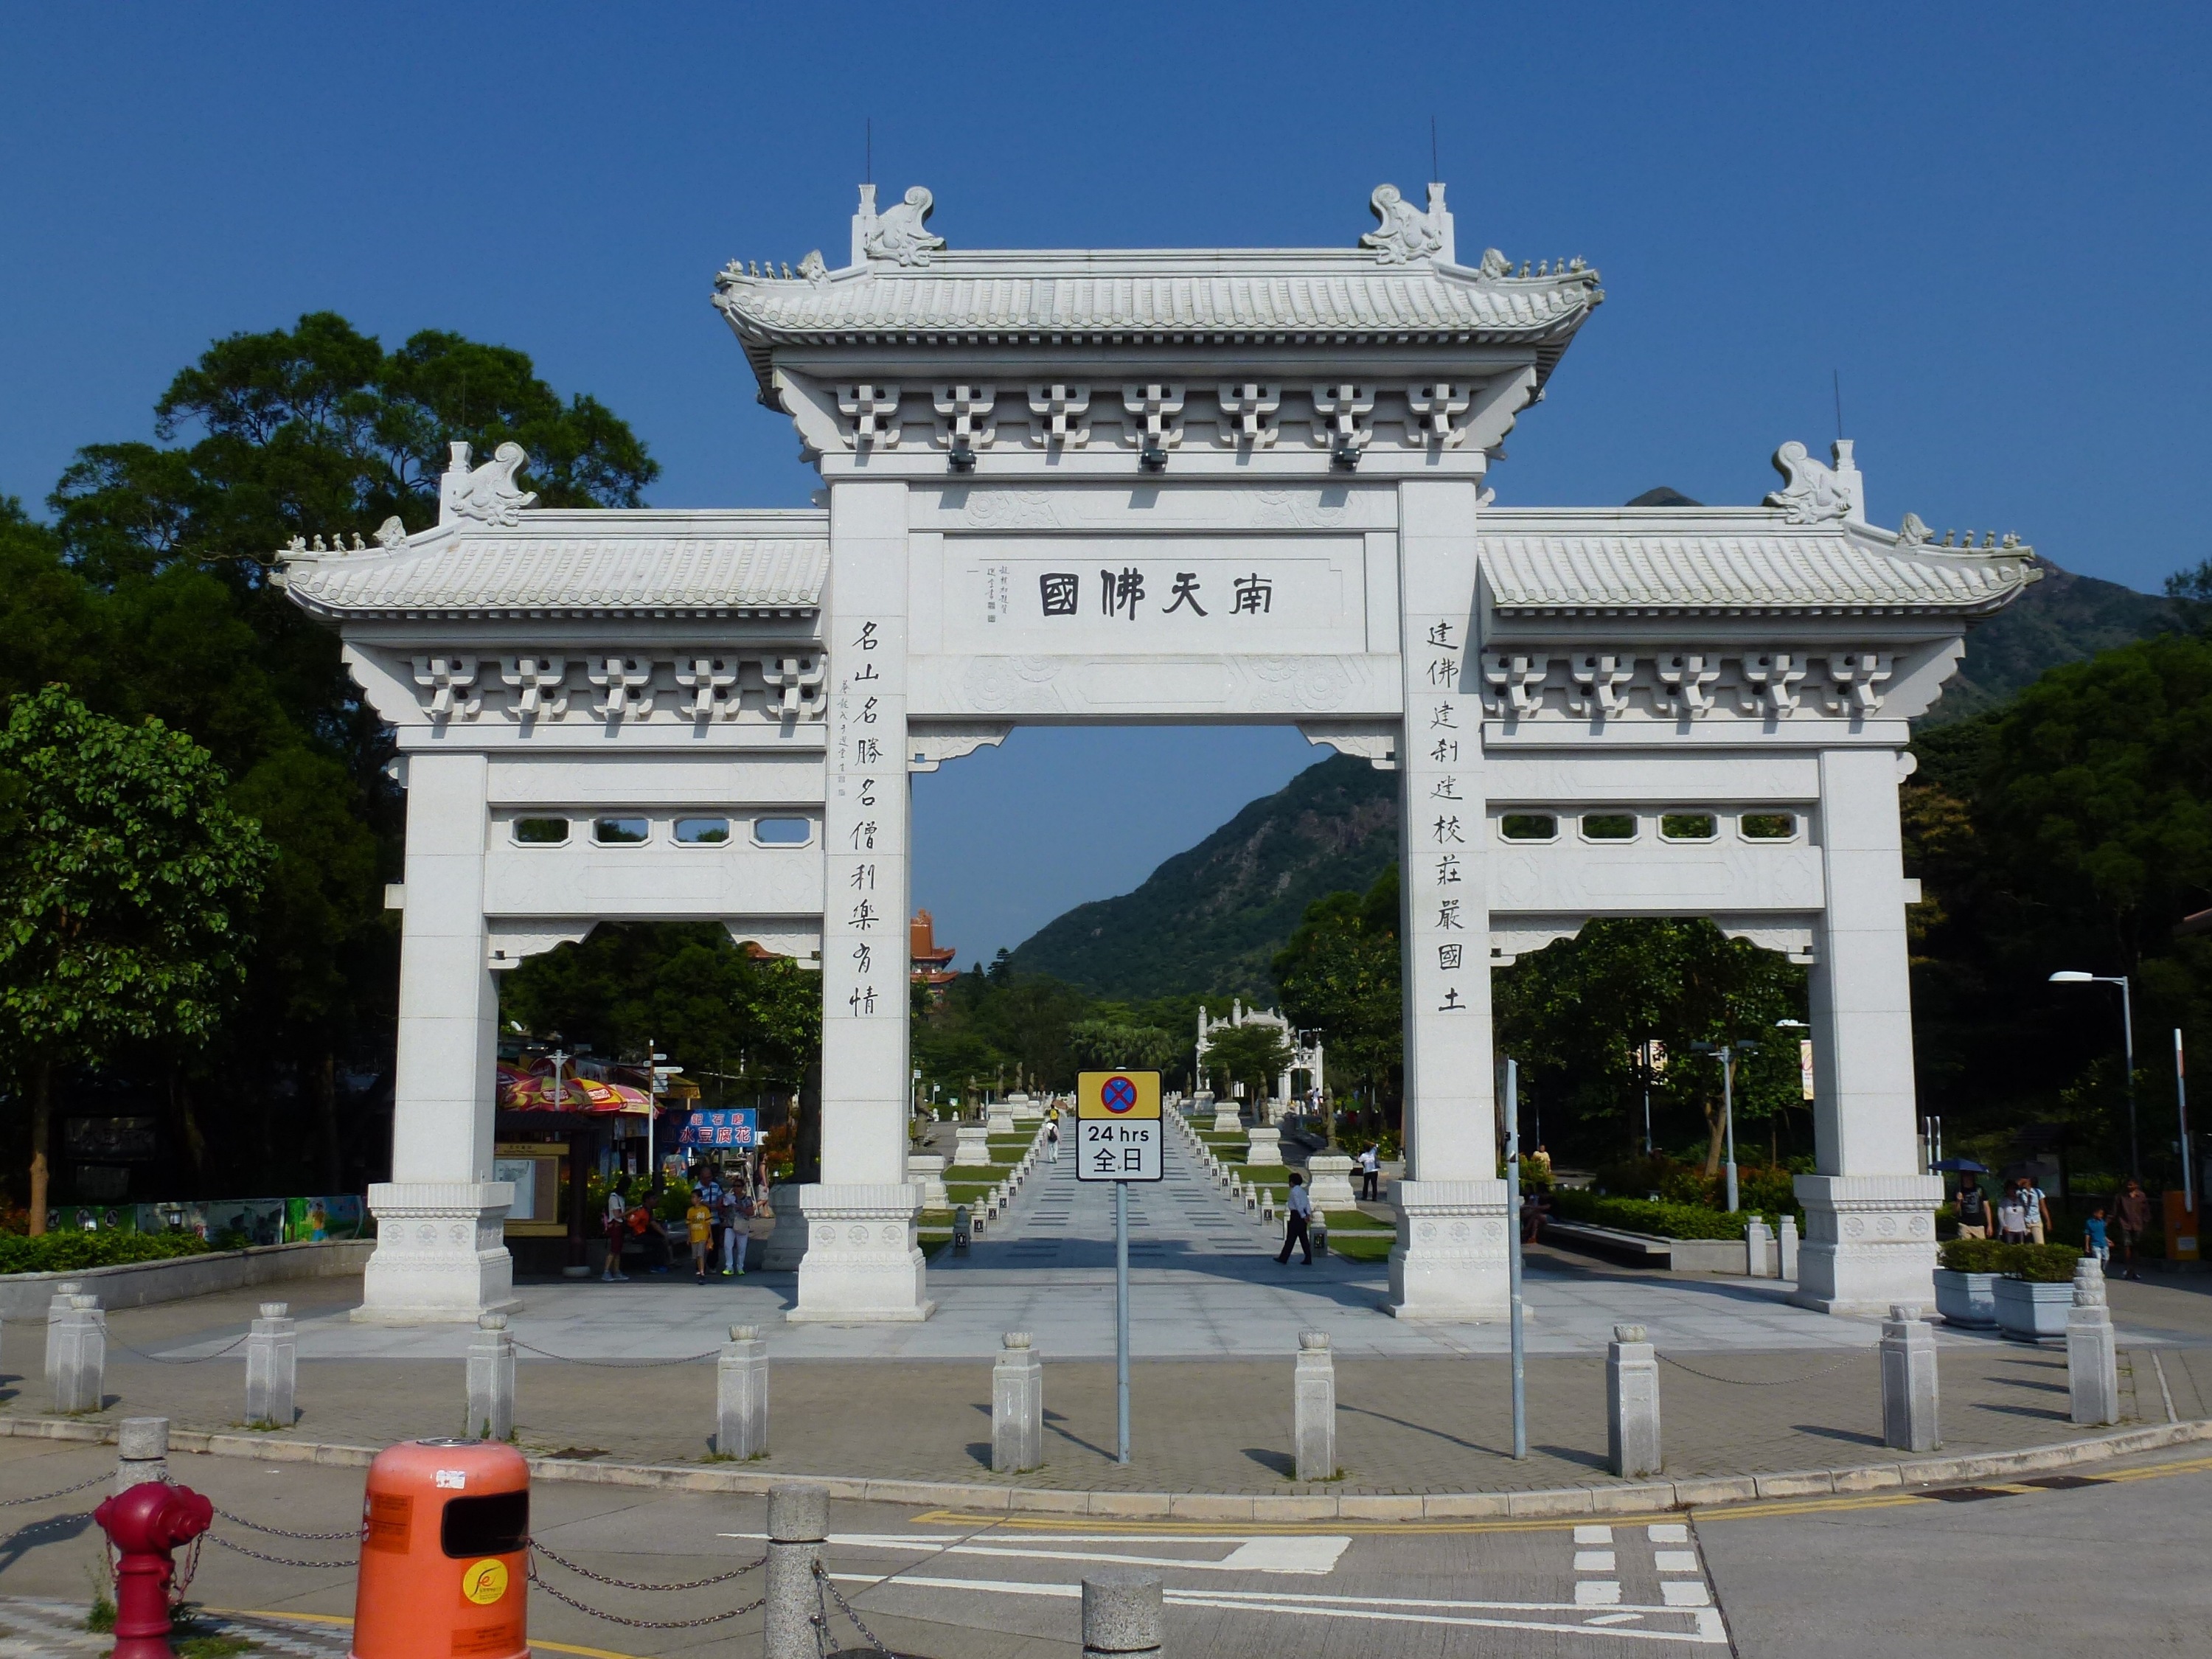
<box><xmin>678</xmin><ymin>1109</ymin><xmax>759</xmax><ymax>1149</ymax></box>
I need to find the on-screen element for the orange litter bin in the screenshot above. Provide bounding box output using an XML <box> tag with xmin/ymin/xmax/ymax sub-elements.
<box><xmin>352</xmin><ymin>1439</ymin><xmax>529</xmax><ymax>1659</ymax></box>
<box><xmin>2166</xmin><ymin>1188</ymin><xmax>2200</xmax><ymax>1263</ymax></box>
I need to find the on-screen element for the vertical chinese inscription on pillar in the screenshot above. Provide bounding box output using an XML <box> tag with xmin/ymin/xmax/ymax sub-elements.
<box><xmin>827</xmin><ymin>616</ymin><xmax>896</xmax><ymax>1028</ymax></box>
<box><xmin>1413</xmin><ymin>617</ymin><xmax>1475</xmax><ymax>1021</ymax></box>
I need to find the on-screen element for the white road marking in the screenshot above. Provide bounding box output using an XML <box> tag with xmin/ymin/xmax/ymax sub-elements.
<box><xmin>720</xmin><ymin>1529</ymin><xmax>1349</xmax><ymax>1573</ymax></box>
<box><xmin>1574</xmin><ymin>1525</ymin><xmax>1614</xmax><ymax>1544</ymax></box>
<box><xmin>1574</xmin><ymin>1550</ymin><xmax>1618</xmax><ymax>1572</ymax></box>
<box><xmin>1647</xmin><ymin>1523</ymin><xmax>1689</xmax><ymax>1543</ymax></box>
<box><xmin>830</xmin><ymin>1576</ymin><xmax>1731</xmax><ymax>1645</ymax></box>
<box><xmin>1587</xmin><ymin>1613</ymin><xmax>1646</xmax><ymax>1627</ymax></box>
<box><xmin>1661</xmin><ymin>1582</ymin><xmax>1713</xmax><ymax>1607</ymax></box>
<box><xmin>1576</xmin><ymin>1581</ymin><xmax>1623</xmax><ymax>1606</ymax></box>
<box><xmin>1654</xmin><ymin>1550</ymin><xmax>1701</xmax><ymax>1573</ymax></box>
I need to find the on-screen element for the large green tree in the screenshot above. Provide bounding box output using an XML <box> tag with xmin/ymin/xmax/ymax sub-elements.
<box><xmin>0</xmin><ymin>689</ymin><xmax>271</xmax><ymax>1228</ymax></box>
<box><xmin>1273</xmin><ymin>863</ymin><xmax>1402</xmax><ymax>1115</ymax></box>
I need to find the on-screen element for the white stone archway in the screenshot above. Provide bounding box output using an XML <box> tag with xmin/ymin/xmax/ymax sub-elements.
<box><xmin>280</xmin><ymin>181</ymin><xmax>2033</xmax><ymax>1324</ymax></box>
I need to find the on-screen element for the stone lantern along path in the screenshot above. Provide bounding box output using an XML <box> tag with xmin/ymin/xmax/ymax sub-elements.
<box><xmin>944</xmin><ymin>1107</ymin><xmax>1272</xmax><ymax>1273</ymax></box>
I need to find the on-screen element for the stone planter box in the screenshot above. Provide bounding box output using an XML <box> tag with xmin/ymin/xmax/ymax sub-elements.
<box><xmin>0</xmin><ymin>1238</ymin><xmax>374</xmax><ymax>1321</ymax></box>
<box><xmin>1992</xmin><ymin>1276</ymin><xmax>2073</xmax><ymax>1344</ymax></box>
<box><xmin>1933</xmin><ymin>1267</ymin><xmax>1998</xmax><ymax>1329</ymax></box>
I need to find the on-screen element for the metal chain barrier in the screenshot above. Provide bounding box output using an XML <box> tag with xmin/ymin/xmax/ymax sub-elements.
<box><xmin>206</xmin><ymin>1502</ymin><xmax>358</xmax><ymax>1541</ymax></box>
<box><xmin>531</xmin><ymin>1539</ymin><xmax>765</xmax><ymax>1591</ymax></box>
<box><xmin>510</xmin><ymin>1340</ymin><xmax>721</xmax><ymax>1368</ymax></box>
<box><xmin>206</xmin><ymin>1532</ymin><xmax>357</xmax><ymax>1571</ymax></box>
<box><xmin>525</xmin><ymin>1558</ymin><xmax>764</xmax><ymax>1628</ymax></box>
<box><xmin>813</xmin><ymin>1560</ymin><xmax>894</xmax><ymax>1657</ymax></box>
<box><xmin>0</xmin><ymin>1471</ymin><xmax>109</xmax><ymax>1506</ymax></box>
<box><xmin>107</xmin><ymin>1331</ymin><xmax>252</xmax><ymax>1366</ymax></box>
<box><xmin>1658</xmin><ymin>1349</ymin><xmax>1873</xmax><ymax>1387</ymax></box>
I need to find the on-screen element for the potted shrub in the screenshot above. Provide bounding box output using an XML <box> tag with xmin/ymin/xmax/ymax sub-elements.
<box><xmin>1933</xmin><ymin>1237</ymin><xmax>2003</xmax><ymax>1328</ymax></box>
<box><xmin>1991</xmin><ymin>1242</ymin><xmax>2084</xmax><ymax>1343</ymax></box>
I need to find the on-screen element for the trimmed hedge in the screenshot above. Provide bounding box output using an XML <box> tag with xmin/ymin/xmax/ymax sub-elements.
<box><xmin>1547</xmin><ymin>1187</ymin><xmax>1786</xmax><ymax>1241</ymax></box>
<box><xmin>1939</xmin><ymin>1238</ymin><xmax>2083</xmax><ymax>1282</ymax></box>
<box><xmin>0</xmin><ymin>1231</ymin><xmax>215</xmax><ymax>1276</ymax></box>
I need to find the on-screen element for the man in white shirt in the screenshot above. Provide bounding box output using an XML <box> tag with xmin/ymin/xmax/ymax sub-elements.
<box><xmin>1276</xmin><ymin>1172</ymin><xmax>1314</xmax><ymax>1265</ymax></box>
<box><xmin>1358</xmin><ymin>1145</ymin><xmax>1381</xmax><ymax>1202</ymax></box>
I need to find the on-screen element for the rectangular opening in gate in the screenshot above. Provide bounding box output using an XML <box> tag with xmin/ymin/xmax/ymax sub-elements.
<box><xmin>1660</xmin><ymin>813</ymin><xmax>1717</xmax><ymax>841</ymax></box>
<box><xmin>1741</xmin><ymin>812</ymin><xmax>1798</xmax><ymax>840</ymax></box>
<box><xmin>752</xmin><ymin>816</ymin><xmax>812</xmax><ymax>846</ymax></box>
<box><xmin>1580</xmin><ymin>813</ymin><xmax>1637</xmax><ymax>840</ymax></box>
<box><xmin>592</xmin><ymin>816</ymin><xmax>650</xmax><ymax>845</ymax></box>
<box><xmin>674</xmin><ymin>817</ymin><xmax>731</xmax><ymax>844</ymax></box>
<box><xmin>1499</xmin><ymin>813</ymin><xmax>1557</xmax><ymax>841</ymax></box>
<box><xmin>512</xmin><ymin>818</ymin><xmax>569</xmax><ymax>846</ymax></box>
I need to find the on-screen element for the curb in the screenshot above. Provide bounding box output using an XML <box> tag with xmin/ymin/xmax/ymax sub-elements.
<box><xmin>4</xmin><ymin>1411</ymin><xmax>2208</xmax><ymax>1522</ymax></box>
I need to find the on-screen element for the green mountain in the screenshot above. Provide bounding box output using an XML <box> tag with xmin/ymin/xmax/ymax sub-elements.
<box><xmin>1933</xmin><ymin>558</ymin><xmax>2182</xmax><ymax>721</ymax></box>
<box><xmin>1006</xmin><ymin>753</ymin><xmax>1397</xmax><ymax>1001</ymax></box>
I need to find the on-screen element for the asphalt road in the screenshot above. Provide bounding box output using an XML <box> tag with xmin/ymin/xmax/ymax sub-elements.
<box><xmin>0</xmin><ymin>1435</ymin><xmax>2205</xmax><ymax>1656</ymax></box>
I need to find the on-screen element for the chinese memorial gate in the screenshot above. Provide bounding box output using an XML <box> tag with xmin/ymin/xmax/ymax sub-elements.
<box><xmin>279</xmin><ymin>181</ymin><xmax>2034</xmax><ymax>1326</ymax></box>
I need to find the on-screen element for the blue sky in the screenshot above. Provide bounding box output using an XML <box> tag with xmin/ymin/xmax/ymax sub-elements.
<box><xmin>3</xmin><ymin>3</ymin><xmax>2207</xmax><ymax>965</ymax></box>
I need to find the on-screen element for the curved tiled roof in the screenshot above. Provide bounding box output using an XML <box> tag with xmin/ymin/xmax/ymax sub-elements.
<box><xmin>279</xmin><ymin>515</ymin><xmax>828</xmax><ymax>619</ymax></box>
<box><xmin>1478</xmin><ymin>515</ymin><xmax>2034</xmax><ymax>616</ymax></box>
<box><xmin>714</xmin><ymin>251</ymin><xmax>1600</xmax><ymax>344</ymax></box>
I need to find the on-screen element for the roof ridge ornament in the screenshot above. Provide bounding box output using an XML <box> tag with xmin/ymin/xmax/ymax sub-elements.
<box><xmin>856</xmin><ymin>183</ymin><xmax>945</xmax><ymax>267</ymax></box>
<box><xmin>439</xmin><ymin>442</ymin><xmax>538</xmax><ymax>528</ymax></box>
<box><xmin>1361</xmin><ymin>182</ymin><xmax>1454</xmax><ymax>265</ymax></box>
<box><xmin>1764</xmin><ymin>438</ymin><xmax>1864</xmax><ymax>526</ymax></box>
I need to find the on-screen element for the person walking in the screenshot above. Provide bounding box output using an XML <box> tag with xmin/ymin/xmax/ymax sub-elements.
<box><xmin>1358</xmin><ymin>1144</ymin><xmax>1380</xmax><ymax>1203</ymax></box>
<box><xmin>2115</xmin><ymin>1177</ymin><xmax>2152</xmax><ymax>1281</ymax></box>
<box><xmin>714</xmin><ymin>1182</ymin><xmax>741</xmax><ymax>1276</ymax></box>
<box><xmin>1046</xmin><ymin>1118</ymin><xmax>1060</xmax><ymax>1164</ymax></box>
<box><xmin>685</xmin><ymin>1190</ymin><xmax>714</xmax><ymax>1284</ymax></box>
<box><xmin>1997</xmin><ymin>1186</ymin><xmax>2030</xmax><ymax>1245</ymax></box>
<box><xmin>2016</xmin><ymin>1174</ymin><xmax>2053</xmax><ymax>1245</ymax></box>
<box><xmin>1276</xmin><ymin>1172</ymin><xmax>1314</xmax><ymax>1266</ymax></box>
<box><xmin>1952</xmin><ymin>1174</ymin><xmax>1991</xmax><ymax>1239</ymax></box>
<box><xmin>2084</xmin><ymin>1204</ymin><xmax>2111</xmax><ymax>1270</ymax></box>
<box><xmin>600</xmin><ymin>1182</ymin><xmax>630</xmax><ymax>1282</ymax></box>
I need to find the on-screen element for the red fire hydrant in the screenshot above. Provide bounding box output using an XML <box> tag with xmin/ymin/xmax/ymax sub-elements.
<box><xmin>94</xmin><ymin>1481</ymin><xmax>213</xmax><ymax>1659</ymax></box>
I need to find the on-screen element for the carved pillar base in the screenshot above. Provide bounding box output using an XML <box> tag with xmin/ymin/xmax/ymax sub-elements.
<box><xmin>1382</xmin><ymin>1178</ymin><xmax>1509</xmax><ymax>1321</ymax></box>
<box><xmin>352</xmin><ymin>1182</ymin><xmax>518</xmax><ymax>1324</ymax></box>
<box><xmin>1790</xmin><ymin>1174</ymin><xmax>1942</xmax><ymax>1315</ymax></box>
<box><xmin>787</xmin><ymin>1183</ymin><xmax>936</xmax><ymax>1324</ymax></box>
<box><xmin>1304</xmin><ymin>1154</ymin><xmax>1357</xmax><ymax>1208</ymax></box>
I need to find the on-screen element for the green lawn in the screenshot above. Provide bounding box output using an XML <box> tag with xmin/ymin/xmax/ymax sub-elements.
<box><xmin>1322</xmin><ymin>1232</ymin><xmax>1394</xmax><ymax>1262</ymax></box>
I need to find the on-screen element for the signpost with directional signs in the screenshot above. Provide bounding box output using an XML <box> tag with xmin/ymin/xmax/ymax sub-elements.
<box><xmin>1077</xmin><ymin>1069</ymin><xmax>1162</xmax><ymax>1464</ymax></box>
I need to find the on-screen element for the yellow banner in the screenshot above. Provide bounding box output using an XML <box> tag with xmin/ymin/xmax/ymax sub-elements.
<box><xmin>1077</xmin><ymin>1071</ymin><xmax>1162</xmax><ymax>1120</ymax></box>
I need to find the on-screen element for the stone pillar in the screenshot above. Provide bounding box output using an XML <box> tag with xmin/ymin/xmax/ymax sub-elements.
<box><xmin>1082</xmin><ymin>1570</ymin><xmax>1164</xmax><ymax>1659</ymax></box>
<box><xmin>1245</xmin><ymin>1127</ymin><xmax>1284</xmax><ymax>1168</ymax></box>
<box><xmin>1209</xmin><ymin>1097</ymin><xmax>1242</xmax><ymax>1135</ymax></box>
<box><xmin>1305</xmin><ymin>1155</ymin><xmax>1357</xmax><ymax>1209</ymax></box>
<box><xmin>1388</xmin><ymin>477</ymin><xmax>1507</xmax><ymax>1321</ymax></box>
<box><xmin>358</xmin><ymin>751</ymin><xmax>517</xmax><ymax>1324</ymax></box>
<box><xmin>245</xmin><ymin>1301</ymin><xmax>296</xmax><ymax>1428</ymax></box>
<box><xmin>758</xmin><ymin>1184</ymin><xmax>807</xmax><ymax>1271</ymax></box>
<box><xmin>2067</xmin><ymin>1258</ymin><xmax>2120</xmax><ymax>1427</ymax></box>
<box><xmin>952</xmin><ymin>1126</ymin><xmax>993</xmax><ymax>1167</ymax></box>
<box><xmin>1879</xmin><ymin>1303</ymin><xmax>1940</xmax><ymax>1452</ymax></box>
<box><xmin>1745</xmin><ymin>1217</ymin><xmax>1775</xmax><ymax>1278</ymax></box>
<box><xmin>1794</xmin><ymin>746</ymin><xmax>1941</xmax><ymax>1314</ymax></box>
<box><xmin>992</xmin><ymin>1332</ymin><xmax>1044</xmax><ymax>1474</ymax></box>
<box><xmin>1293</xmin><ymin>1331</ymin><xmax>1337</xmax><ymax>1481</ymax></box>
<box><xmin>466</xmin><ymin>1311</ymin><xmax>515</xmax><ymax>1441</ymax></box>
<box><xmin>1779</xmin><ymin>1214</ymin><xmax>1801</xmax><ymax>1282</ymax></box>
<box><xmin>43</xmin><ymin>1281</ymin><xmax>80</xmax><ymax>1403</ymax></box>
<box><xmin>765</xmin><ymin>1484</ymin><xmax>829</xmax><ymax>1659</ymax></box>
<box><xmin>984</xmin><ymin>1099</ymin><xmax>1018</xmax><ymax>1135</ymax></box>
<box><xmin>717</xmin><ymin>1324</ymin><xmax>770</xmax><ymax>1458</ymax></box>
<box><xmin>798</xmin><ymin>478</ymin><xmax>929</xmax><ymax>1323</ymax></box>
<box><xmin>115</xmin><ymin>1416</ymin><xmax>167</xmax><ymax>1494</ymax></box>
<box><xmin>906</xmin><ymin>1154</ymin><xmax>949</xmax><ymax>1210</ymax></box>
<box><xmin>49</xmin><ymin>1295</ymin><xmax>104</xmax><ymax>1414</ymax></box>
<box><xmin>1607</xmin><ymin>1324</ymin><xmax>1661</xmax><ymax>1478</ymax></box>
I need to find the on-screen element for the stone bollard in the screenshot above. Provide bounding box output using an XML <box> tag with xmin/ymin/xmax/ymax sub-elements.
<box><xmin>245</xmin><ymin>1302</ymin><xmax>296</xmax><ymax>1429</ymax></box>
<box><xmin>992</xmin><ymin>1332</ymin><xmax>1045</xmax><ymax>1474</ymax></box>
<box><xmin>466</xmin><ymin>1312</ymin><xmax>515</xmax><ymax>1441</ymax></box>
<box><xmin>2067</xmin><ymin>1256</ymin><xmax>2120</xmax><ymax>1427</ymax></box>
<box><xmin>717</xmin><ymin>1324</ymin><xmax>770</xmax><ymax>1459</ymax></box>
<box><xmin>43</xmin><ymin>1282</ymin><xmax>83</xmax><ymax>1404</ymax></box>
<box><xmin>1779</xmin><ymin>1214</ymin><xmax>1800</xmax><ymax>1282</ymax></box>
<box><xmin>1880</xmin><ymin>1304</ymin><xmax>1940</xmax><ymax>1453</ymax></box>
<box><xmin>1745</xmin><ymin>1217</ymin><xmax>1774</xmax><ymax>1278</ymax></box>
<box><xmin>1082</xmin><ymin>1568</ymin><xmax>1164</xmax><ymax>1659</ymax></box>
<box><xmin>764</xmin><ymin>1483</ymin><xmax>829</xmax><ymax>1659</ymax></box>
<box><xmin>1607</xmin><ymin>1323</ymin><xmax>1662</xmax><ymax>1478</ymax></box>
<box><xmin>50</xmin><ymin>1295</ymin><xmax>106</xmax><ymax>1414</ymax></box>
<box><xmin>1293</xmin><ymin>1331</ymin><xmax>1336</xmax><ymax>1481</ymax></box>
<box><xmin>115</xmin><ymin>1416</ymin><xmax>168</xmax><ymax>1494</ymax></box>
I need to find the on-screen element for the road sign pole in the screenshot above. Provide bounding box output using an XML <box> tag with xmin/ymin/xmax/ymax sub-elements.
<box><xmin>1506</xmin><ymin>1057</ymin><xmax>1526</xmax><ymax>1461</ymax></box>
<box><xmin>1116</xmin><ymin>1178</ymin><xmax>1130</xmax><ymax>1465</ymax></box>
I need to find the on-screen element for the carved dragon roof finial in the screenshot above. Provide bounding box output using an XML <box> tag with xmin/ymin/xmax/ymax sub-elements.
<box><xmin>863</xmin><ymin>185</ymin><xmax>945</xmax><ymax>267</ymax></box>
<box><xmin>1361</xmin><ymin>182</ymin><xmax>1450</xmax><ymax>265</ymax></box>
<box><xmin>439</xmin><ymin>441</ymin><xmax>538</xmax><ymax>529</ymax></box>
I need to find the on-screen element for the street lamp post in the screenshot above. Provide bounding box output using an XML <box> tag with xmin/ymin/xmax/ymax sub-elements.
<box><xmin>2051</xmin><ymin>971</ymin><xmax>2138</xmax><ymax>1179</ymax></box>
<box><xmin>1692</xmin><ymin>1040</ymin><xmax>1759</xmax><ymax>1214</ymax></box>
